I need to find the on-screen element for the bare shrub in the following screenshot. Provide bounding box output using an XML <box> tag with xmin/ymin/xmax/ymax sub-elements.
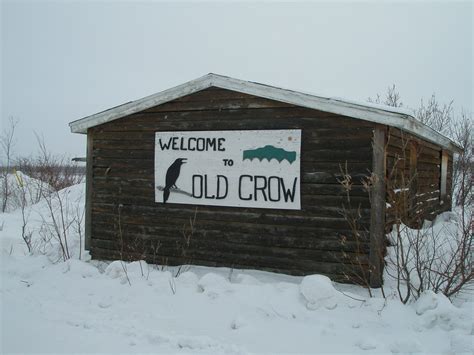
<box><xmin>340</xmin><ymin>88</ymin><xmax>472</xmax><ymax>301</ymax></box>
<box><xmin>341</xmin><ymin>153</ymin><xmax>472</xmax><ymax>303</ymax></box>
<box><xmin>13</xmin><ymin>170</ymin><xmax>33</xmax><ymax>253</ymax></box>
<box><xmin>383</xmin><ymin>129</ymin><xmax>472</xmax><ymax>303</ymax></box>
<box><xmin>385</xmin><ymin>205</ymin><xmax>473</xmax><ymax>303</ymax></box>
<box><xmin>116</xmin><ymin>203</ymin><xmax>131</xmax><ymax>286</ymax></box>
<box><xmin>337</xmin><ymin>164</ymin><xmax>380</xmax><ymax>297</ymax></box>
<box><xmin>72</xmin><ymin>188</ymin><xmax>85</xmax><ymax>261</ymax></box>
<box><xmin>175</xmin><ymin>207</ymin><xmax>198</xmax><ymax>277</ymax></box>
<box><xmin>1</xmin><ymin>117</ymin><xmax>18</xmax><ymax>212</ymax></box>
<box><xmin>28</xmin><ymin>138</ymin><xmax>85</xmax><ymax>262</ymax></box>
<box><xmin>38</xmin><ymin>188</ymin><xmax>74</xmax><ymax>261</ymax></box>
<box><xmin>450</xmin><ymin>111</ymin><xmax>472</xmax><ymax>207</ymax></box>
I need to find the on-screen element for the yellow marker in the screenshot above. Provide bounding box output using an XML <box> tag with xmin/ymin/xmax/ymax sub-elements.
<box><xmin>13</xmin><ymin>169</ymin><xmax>24</xmax><ymax>188</ymax></box>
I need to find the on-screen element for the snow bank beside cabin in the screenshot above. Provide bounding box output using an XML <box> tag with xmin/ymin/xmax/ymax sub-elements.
<box><xmin>383</xmin><ymin>205</ymin><xmax>472</xmax><ymax>306</ymax></box>
<box><xmin>1</xmin><ymin>180</ymin><xmax>472</xmax><ymax>354</ymax></box>
<box><xmin>1</xmin><ymin>179</ymin><xmax>85</xmax><ymax>261</ymax></box>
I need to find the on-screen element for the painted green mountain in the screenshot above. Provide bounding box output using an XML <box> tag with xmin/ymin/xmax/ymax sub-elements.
<box><xmin>243</xmin><ymin>145</ymin><xmax>297</xmax><ymax>164</ymax></box>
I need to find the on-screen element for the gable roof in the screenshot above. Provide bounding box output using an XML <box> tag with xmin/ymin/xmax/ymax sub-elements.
<box><xmin>69</xmin><ymin>73</ymin><xmax>461</xmax><ymax>152</ymax></box>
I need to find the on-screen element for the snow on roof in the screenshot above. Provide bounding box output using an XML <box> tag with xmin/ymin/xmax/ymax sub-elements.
<box><xmin>69</xmin><ymin>73</ymin><xmax>461</xmax><ymax>152</ymax></box>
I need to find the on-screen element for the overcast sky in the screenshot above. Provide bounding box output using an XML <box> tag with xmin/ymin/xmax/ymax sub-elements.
<box><xmin>1</xmin><ymin>0</ymin><xmax>472</xmax><ymax>159</ymax></box>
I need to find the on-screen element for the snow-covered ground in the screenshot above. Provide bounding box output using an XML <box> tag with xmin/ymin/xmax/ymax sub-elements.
<box><xmin>1</xmin><ymin>182</ymin><xmax>472</xmax><ymax>354</ymax></box>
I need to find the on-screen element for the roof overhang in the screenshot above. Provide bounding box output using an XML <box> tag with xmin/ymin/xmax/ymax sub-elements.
<box><xmin>69</xmin><ymin>73</ymin><xmax>462</xmax><ymax>153</ymax></box>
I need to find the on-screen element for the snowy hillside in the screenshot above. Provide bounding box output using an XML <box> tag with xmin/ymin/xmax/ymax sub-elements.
<box><xmin>1</xmin><ymin>181</ymin><xmax>472</xmax><ymax>354</ymax></box>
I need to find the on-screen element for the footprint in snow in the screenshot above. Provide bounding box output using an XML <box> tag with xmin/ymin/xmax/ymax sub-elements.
<box><xmin>98</xmin><ymin>301</ymin><xmax>112</xmax><ymax>309</ymax></box>
<box><xmin>356</xmin><ymin>338</ymin><xmax>378</xmax><ymax>350</ymax></box>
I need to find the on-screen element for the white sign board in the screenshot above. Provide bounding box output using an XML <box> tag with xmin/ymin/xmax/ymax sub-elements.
<box><xmin>154</xmin><ymin>129</ymin><xmax>301</xmax><ymax>210</ymax></box>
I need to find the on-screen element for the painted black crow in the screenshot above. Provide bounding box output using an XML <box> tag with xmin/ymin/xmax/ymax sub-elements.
<box><xmin>163</xmin><ymin>158</ymin><xmax>187</xmax><ymax>203</ymax></box>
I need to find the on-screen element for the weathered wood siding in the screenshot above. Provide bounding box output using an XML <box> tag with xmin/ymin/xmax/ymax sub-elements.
<box><xmin>89</xmin><ymin>87</ymin><xmax>376</xmax><ymax>281</ymax></box>
<box><xmin>386</xmin><ymin>127</ymin><xmax>452</xmax><ymax>228</ymax></box>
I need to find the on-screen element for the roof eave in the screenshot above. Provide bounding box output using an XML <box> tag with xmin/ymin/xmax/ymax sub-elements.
<box><xmin>69</xmin><ymin>73</ymin><xmax>216</xmax><ymax>134</ymax></box>
<box><xmin>210</xmin><ymin>75</ymin><xmax>462</xmax><ymax>152</ymax></box>
<box><xmin>69</xmin><ymin>73</ymin><xmax>463</xmax><ymax>153</ymax></box>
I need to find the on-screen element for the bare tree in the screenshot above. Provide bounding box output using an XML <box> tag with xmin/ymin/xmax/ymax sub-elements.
<box><xmin>368</xmin><ymin>84</ymin><xmax>403</xmax><ymax>108</ymax></box>
<box><xmin>1</xmin><ymin>117</ymin><xmax>18</xmax><ymax>212</ymax></box>
<box><xmin>450</xmin><ymin>111</ymin><xmax>473</xmax><ymax>207</ymax></box>
<box><xmin>414</xmin><ymin>94</ymin><xmax>453</xmax><ymax>136</ymax></box>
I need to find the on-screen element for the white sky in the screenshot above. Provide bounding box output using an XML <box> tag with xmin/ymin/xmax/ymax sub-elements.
<box><xmin>1</xmin><ymin>0</ymin><xmax>472</xmax><ymax>158</ymax></box>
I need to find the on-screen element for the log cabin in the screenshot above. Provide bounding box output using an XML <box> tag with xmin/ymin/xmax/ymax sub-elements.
<box><xmin>69</xmin><ymin>74</ymin><xmax>461</xmax><ymax>286</ymax></box>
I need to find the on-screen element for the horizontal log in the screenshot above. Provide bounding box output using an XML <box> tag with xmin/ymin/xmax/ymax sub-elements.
<box><xmin>91</xmin><ymin>192</ymin><xmax>371</xmax><ymax>219</ymax></box>
<box><xmin>91</xmin><ymin>190</ymin><xmax>371</xmax><ymax>209</ymax></box>
<box><xmin>386</xmin><ymin>162</ymin><xmax>439</xmax><ymax>173</ymax></box>
<box><xmin>91</xmin><ymin>199</ymin><xmax>371</xmax><ymax>223</ymax></box>
<box><xmin>416</xmin><ymin>185</ymin><xmax>440</xmax><ymax>194</ymax></box>
<box><xmin>92</xmin><ymin>219</ymin><xmax>369</xmax><ymax>243</ymax></box>
<box><xmin>91</xmin><ymin>221</ymin><xmax>370</xmax><ymax>248</ymax></box>
<box><xmin>94</xmin><ymin>108</ymin><xmax>374</xmax><ymax>132</ymax></box>
<box><xmin>388</xmin><ymin>130</ymin><xmax>443</xmax><ymax>152</ymax></box>
<box><xmin>93</xmin><ymin>148</ymin><xmax>155</xmax><ymax>159</ymax></box>
<box><xmin>124</xmin><ymin>108</ymin><xmax>374</xmax><ymax>125</ymax></box>
<box><xmin>92</xmin><ymin>131</ymin><xmax>372</xmax><ymax>147</ymax></box>
<box><xmin>144</xmin><ymin>97</ymin><xmax>294</xmax><ymax>112</ymax></box>
<box><xmin>92</xmin><ymin>139</ymin><xmax>373</xmax><ymax>159</ymax></box>
<box><xmin>91</xmin><ymin>203</ymin><xmax>370</xmax><ymax>230</ymax></box>
<box><xmin>90</xmin><ymin>236</ymin><xmax>369</xmax><ymax>265</ymax></box>
<box><xmin>307</xmin><ymin>127</ymin><xmax>374</xmax><ymax>140</ymax></box>
<box><xmin>387</xmin><ymin>145</ymin><xmax>441</xmax><ymax>161</ymax></box>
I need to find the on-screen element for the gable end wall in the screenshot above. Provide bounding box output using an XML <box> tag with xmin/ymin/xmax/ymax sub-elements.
<box><xmin>88</xmin><ymin>87</ymin><xmax>378</xmax><ymax>282</ymax></box>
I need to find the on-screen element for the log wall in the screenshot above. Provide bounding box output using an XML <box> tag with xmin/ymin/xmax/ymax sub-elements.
<box><xmin>88</xmin><ymin>87</ymin><xmax>376</xmax><ymax>281</ymax></box>
<box><xmin>386</xmin><ymin>127</ymin><xmax>452</xmax><ymax>228</ymax></box>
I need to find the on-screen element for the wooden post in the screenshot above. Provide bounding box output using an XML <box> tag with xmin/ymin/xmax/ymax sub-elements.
<box><xmin>369</xmin><ymin>125</ymin><xmax>386</xmax><ymax>288</ymax></box>
<box><xmin>84</xmin><ymin>131</ymin><xmax>93</xmax><ymax>251</ymax></box>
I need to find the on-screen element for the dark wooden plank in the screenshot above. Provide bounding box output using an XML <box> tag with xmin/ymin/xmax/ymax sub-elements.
<box><xmin>90</xmin><ymin>236</ymin><xmax>369</xmax><ymax>266</ymax></box>
<box><xmin>91</xmin><ymin>193</ymin><xmax>371</xmax><ymax>220</ymax></box>
<box><xmin>91</xmin><ymin>221</ymin><xmax>369</xmax><ymax>251</ymax></box>
<box><xmin>145</xmin><ymin>97</ymin><xmax>295</xmax><ymax>112</ymax></box>
<box><xmin>147</xmin><ymin>87</ymin><xmax>268</xmax><ymax>103</ymax></box>
<box><xmin>85</xmin><ymin>131</ymin><xmax>93</xmax><ymax>251</ymax></box>
<box><xmin>91</xmin><ymin>127</ymin><xmax>373</xmax><ymax>145</ymax></box>
<box><xmin>92</xmin><ymin>220</ymin><xmax>368</xmax><ymax>243</ymax></box>
<box><xmin>388</xmin><ymin>129</ymin><xmax>442</xmax><ymax>151</ymax></box>
<box><xmin>92</xmin><ymin>108</ymin><xmax>374</xmax><ymax>132</ymax></box>
<box><xmin>91</xmin><ymin>202</ymin><xmax>371</xmax><ymax>228</ymax></box>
